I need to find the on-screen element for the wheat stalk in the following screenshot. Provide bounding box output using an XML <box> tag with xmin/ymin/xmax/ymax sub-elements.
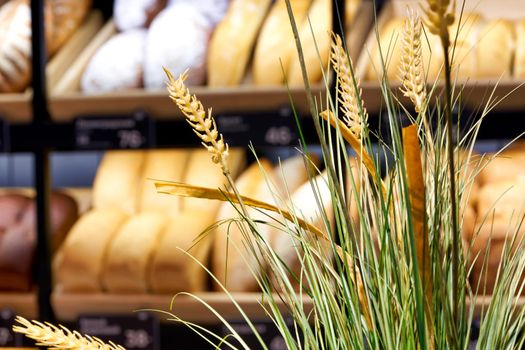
<box><xmin>329</xmin><ymin>33</ymin><xmax>367</xmax><ymax>140</ymax></box>
<box><xmin>164</xmin><ymin>67</ymin><xmax>229</xmax><ymax>174</ymax></box>
<box><xmin>13</xmin><ymin>316</ymin><xmax>125</xmax><ymax>350</ymax></box>
<box><xmin>423</xmin><ymin>0</ymin><xmax>455</xmax><ymax>42</ymax></box>
<box><xmin>399</xmin><ymin>10</ymin><xmax>427</xmax><ymax>115</ymax></box>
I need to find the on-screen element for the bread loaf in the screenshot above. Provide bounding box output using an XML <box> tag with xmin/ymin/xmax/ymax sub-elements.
<box><xmin>172</xmin><ymin>0</ymin><xmax>230</xmax><ymax>27</ymax></box>
<box><xmin>114</xmin><ymin>0</ymin><xmax>166</xmax><ymax>31</ymax></box>
<box><xmin>207</xmin><ymin>0</ymin><xmax>272</xmax><ymax>86</ymax></box>
<box><xmin>271</xmin><ymin>171</ymin><xmax>333</xmax><ymax>288</ymax></box>
<box><xmin>213</xmin><ymin>159</ymin><xmax>274</xmax><ymax>292</ymax></box>
<box><xmin>81</xmin><ymin>29</ymin><xmax>147</xmax><ymax>93</ymax></box>
<box><xmin>182</xmin><ymin>148</ymin><xmax>246</xmax><ymax>212</ymax></box>
<box><xmin>92</xmin><ymin>150</ymin><xmax>146</xmax><ymax>215</ymax></box>
<box><xmin>287</xmin><ymin>0</ymin><xmax>331</xmax><ymax>86</ymax></box>
<box><xmin>48</xmin><ymin>0</ymin><xmax>92</xmax><ymax>54</ymax></box>
<box><xmin>149</xmin><ymin>209</ymin><xmax>216</xmax><ymax>293</ymax></box>
<box><xmin>272</xmin><ymin>154</ymin><xmax>316</xmax><ymax>201</ymax></box>
<box><xmin>478</xmin><ymin>152</ymin><xmax>525</xmax><ymax>185</ymax></box>
<box><xmin>138</xmin><ymin>149</ymin><xmax>190</xmax><ymax>215</ymax></box>
<box><xmin>0</xmin><ymin>0</ymin><xmax>52</xmax><ymax>92</ymax></box>
<box><xmin>53</xmin><ymin>208</ymin><xmax>128</xmax><ymax>292</ymax></box>
<box><xmin>450</xmin><ymin>13</ymin><xmax>483</xmax><ymax>80</ymax></box>
<box><xmin>144</xmin><ymin>3</ymin><xmax>210</xmax><ymax>88</ymax></box>
<box><xmin>515</xmin><ymin>20</ymin><xmax>525</xmax><ymax>78</ymax></box>
<box><xmin>0</xmin><ymin>193</ymin><xmax>31</xmax><ymax>232</ymax></box>
<box><xmin>103</xmin><ymin>212</ymin><xmax>167</xmax><ymax>293</ymax></box>
<box><xmin>476</xmin><ymin>20</ymin><xmax>514</xmax><ymax>79</ymax></box>
<box><xmin>345</xmin><ymin>0</ymin><xmax>361</xmax><ymax>28</ymax></box>
<box><xmin>0</xmin><ymin>191</ymin><xmax>78</xmax><ymax>291</ymax></box>
<box><xmin>252</xmin><ymin>0</ymin><xmax>311</xmax><ymax>85</ymax></box>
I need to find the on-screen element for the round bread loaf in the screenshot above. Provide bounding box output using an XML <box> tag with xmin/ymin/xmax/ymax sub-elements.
<box><xmin>169</xmin><ymin>0</ymin><xmax>230</xmax><ymax>27</ymax></box>
<box><xmin>113</xmin><ymin>0</ymin><xmax>167</xmax><ymax>31</ymax></box>
<box><xmin>144</xmin><ymin>3</ymin><xmax>210</xmax><ymax>88</ymax></box>
<box><xmin>81</xmin><ymin>29</ymin><xmax>147</xmax><ymax>93</ymax></box>
<box><xmin>0</xmin><ymin>193</ymin><xmax>31</xmax><ymax>232</ymax></box>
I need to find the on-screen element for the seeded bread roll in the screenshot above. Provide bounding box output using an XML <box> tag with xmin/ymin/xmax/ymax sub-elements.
<box><xmin>81</xmin><ymin>29</ymin><xmax>147</xmax><ymax>93</ymax></box>
<box><xmin>287</xmin><ymin>0</ymin><xmax>331</xmax><ymax>86</ymax></box>
<box><xmin>252</xmin><ymin>0</ymin><xmax>311</xmax><ymax>85</ymax></box>
<box><xmin>103</xmin><ymin>212</ymin><xmax>167</xmax><ymax>293</ymax></box>
<box><xmin>213</xmin><ymin>159</ymin><xmax>274</xmax><ymax>292</ymax></box>
<box><xmin>144</xmin><ymin>3</ymin><xmax>210</xmax><ymax>88</ymax></box>
<box><xmin>114</xmin><ymin>0</ymin><xmax>166</xmax><ymax>31</ymax></box>
<box><xmin>53</xmin><ymin>208</ymin><xmax>128</xmax><ymax>292</ymax></box>
<box><xmin>0</xmin><ymin>0</ymin><xmax>53</xmax><ymax>92</ymax></box>
<box><xmin>138</xmin><ymin>149</ymin><xmax>190</xmax><ymax>215</ymax></box>
<box><xmin>92</xmin><ymin>150</ymin><xmax>146</xmax><ymax>215</ymax></box>
<box><xmin>149</xmin><ymin>209</ymin><xmax>216</xmax><ymax>293</ymax></box>
<box><xmin>207</xmin><ymin>0</ymin><xmax>272</xmax><ymax>86</ymax></box>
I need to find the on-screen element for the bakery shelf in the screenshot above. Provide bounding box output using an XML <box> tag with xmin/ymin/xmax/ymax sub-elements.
<box><xmin>0</xmin><ymin>292</ymin><xmax>37</xmax><ymax>319</ymax></box>
<box><xmin>52</xmin><ymin>292</ymin><xmax>313</xmax><ymax>324</ymax></box>
<box><xmin>48</xmin><ymin>2</ymin><xmax>374</xmax><ymax>122</ymax></box>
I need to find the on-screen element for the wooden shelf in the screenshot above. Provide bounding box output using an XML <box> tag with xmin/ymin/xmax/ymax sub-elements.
<box><xmin>0</xmin><ymin>292</ymin><xmax>37</xmax><ymax>319</ymax></box>
<box><xmin>52</xmin><ymin>292</ymin><xmax>313</xmax><ymax>323</ymax></box>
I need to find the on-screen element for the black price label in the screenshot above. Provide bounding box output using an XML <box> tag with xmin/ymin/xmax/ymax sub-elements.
<box><xmin>216</xmin><ymin>110</ymin><xmax>297</xmax><ymax>147</ymax></box>
<box><xmin>219</xmin><ymin>320</ymin><xmax>289</xmax><ymax>350</ymax></box>
<box><xmin>0</xmin><ymin>309</ymin><xmax>22</xmax><ymax>347</ymax></box>
<box><xmin>78</xmin><ymin>312</ymin><xmax>158</xmax><ymax>350</ymax></box>
<box><xmin>75</xmin><ymin>112</ymin><xmax>154</xmax><ymax>150</ymax></box>
<box><xmin>0</xmin><ymin>119</ymin><xmax>8</xmax><ymax>152</ymax></box>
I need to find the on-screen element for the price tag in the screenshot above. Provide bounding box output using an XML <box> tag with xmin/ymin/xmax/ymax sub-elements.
<box><xmin>219</xmin><ymin>320</ymin><xmax>290</xmax><ymax>350</ymax></box>
<box><xmin>0</xmin><ymin>309</ymin><xmax>22</xmax><ymax>347</ymax></box>
<box><xmin>216</xmin><ymin>110</ymin><xmax>297</xmax><ymax>147</ymax></box>
<box><xmin>78</xmin><ymin>312</ymin><xmax>158</xmax><ymax>350</ymax></box>
<box><xmin>75</xmin><ymin>112</ymin><xmax>154</xmax><ymax>150</ymax></box>
<box><xmin>0</xmin><ymin>118</ymin><xmax>8</xmax><ymax>152</ymax></box>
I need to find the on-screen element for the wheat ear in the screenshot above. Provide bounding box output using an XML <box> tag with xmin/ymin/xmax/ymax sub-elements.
<box><xmin>423</xmin><ymin>0</ymin><xmax>455</xmax><ymax>43</ymax></box>
<box><xmin>13</xmin><ymin>316</ymin><xmax>125</xmax><ymax>350</ymax></box>
<box><xmin>399</xmin><ymin>11</ymin><xmax>427</xmax><ymax>114</ymax></box>
<box><xmin>329</xmin><ymin>33</ymin><xmax>367</xmax><ymax>140</ymax></box>
<box><xmin>164</xmin><ymin>67</ymin><xmax>229</xmax><ymax>174</ymax></box>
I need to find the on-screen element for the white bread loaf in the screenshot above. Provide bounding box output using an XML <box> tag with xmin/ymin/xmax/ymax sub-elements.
<box><xmin>170</xmin><ymin>0</ymin><xmax>230</xmax><ymax>27</ymax></box>
<box><xmin>213</xmin><ymin>159</ymin><xmax>274</xmax><ymax>292</ymax></box>
<box><xmin>92</xmin><ymin>150</ymin><xmax>146</xmax><ymax>215</ymax></box>
<box><xmin>476</xmin><ymin>20</ymin><xmax>514</xmax><ymax>79</ymax></box>
<box><xmin>149</xmin><ymin>209</ymin><xmax>216</xmax><ymax>293</ymax></box>
<box><xmin>48</xmin><ymin>0</ymin><xmax>92</xmax><ymax>54</ymax></box>
<box><xmin>287</xmin><ymin>0</ymin><xmax>331</xmax><ymax>86</ymax></box>
<box><xmin>207</xmin><ymin>0</ymin><xmax>272</xmax><ymax>86</ymax></box>
<box><xmin>272</xmin><ymin>154</ymin><xmax>316</xmax><ymax>202</ymax></box>
<box><xmin>450</xmin><ymin>13</ymin><xmax>483</xmax><ymax>80</ymax></box>
<box><xmin>252</xmin><ymin>0</ymin><xmax>311</xmax><ymax>85</ymax></box>
<box><xmin>113</xmin><ymin>0</ymin><xmax>166</xmax><ymax>31</ymax></box>
<box><xmin>144</xmin><ymin>3</ymin><xmax>210</xmax><ymax>88</ymax></box>
<box><xmin>103</xmin><ymin>212</ymin><xmax>167</xmax><ymax>293</ymax></box>
<box><xmin>182</xmin><ymin>148</ymin><xmax>246</xmax><ymax>212</ymax></box>
<box><xmin>515</xmin><ymin>20</ymin><xmax>525</xmax><ymax>78</ymax></box>
<box><xmin>53</xmin><ymin>208</ymin><xmax>128</xmax><ymax>292</ymax></box>
<box><xmin>138</xmin><ymin>149</ymin><xmax>190</xmax><ymax>215</ymax></box>
<box><xmin>81</xmin><ymin>29</ymin><xmax>147</xmax><ymax>93</ymax></box>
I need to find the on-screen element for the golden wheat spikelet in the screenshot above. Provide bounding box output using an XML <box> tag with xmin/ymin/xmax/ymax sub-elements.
<box><xmin>329</xmin><ymin>33</ymin><xmax>367</xmax><ymax>139</ymax></box>
<box><xmin>12</xmin><ymin>316</ymin><xmax>125</xmax><ymax>350</ymax></box>
<box><xmin>423</xmin><ymin>0</ymin><xmax>455</xmax><ymax>41</ymax></box>
<box><xmin>164</xmin><ymin>68</ymin><xmax>229</xmax><ymax>171</ymax></box>
<box><xmin>399</xmin><ymin>10</ymin><xmax>427</xmax><ymax>114</ymax></box>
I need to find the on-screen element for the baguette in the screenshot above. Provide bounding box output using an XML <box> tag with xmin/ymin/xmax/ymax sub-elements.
<box><xmin>252</xmin><ymin>0</ymin><xmax>311</xmax><ymax>85</ymax></box>
<box><xmin>207</xmin><ymin>0</ymin><xmax>272</xmax><ymax>86</ymax></box>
